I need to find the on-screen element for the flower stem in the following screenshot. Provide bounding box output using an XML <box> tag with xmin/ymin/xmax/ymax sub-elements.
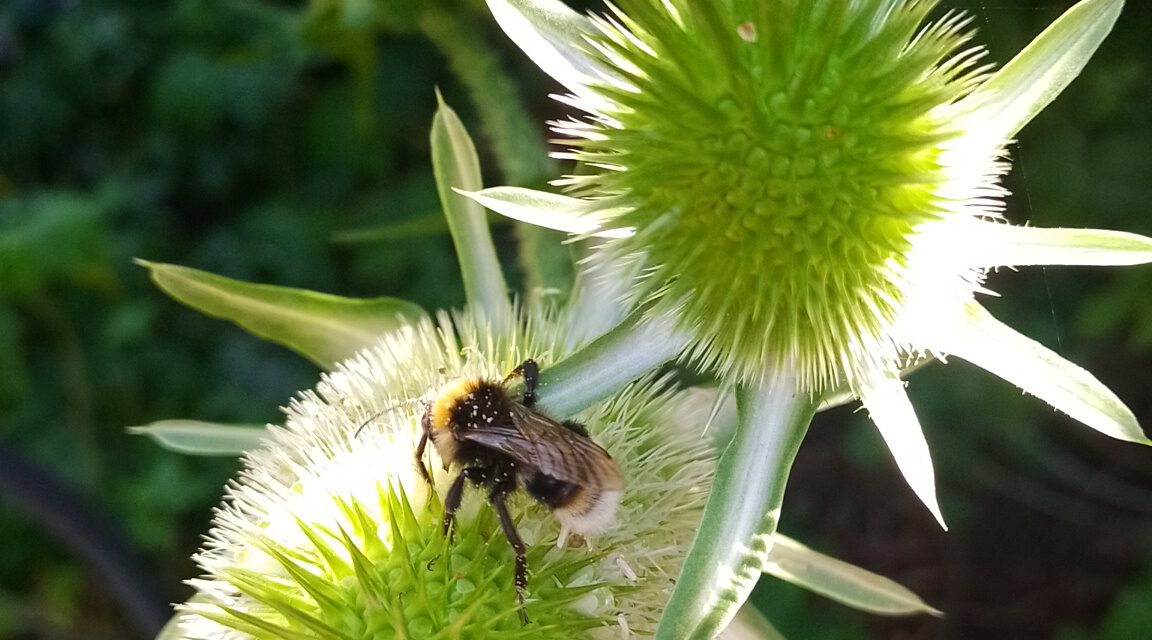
<box><xmin>418</xmin><ymin>8</ymin><xmax>572</xmax><ymax>303</ymax></box>
<box><xmin>656</xmin><ymin>373</ymin><xmax>818</xmax><ymax>640</ymax></box>
<box><xmin>534</xmin><ymin>308</ymin><xmax>691</xmax><ymax>418</ymax></box>
<box><xmin>418</xmin><ymin>8</ymin><xmax>551</xmax><ymax>187</ymax></box>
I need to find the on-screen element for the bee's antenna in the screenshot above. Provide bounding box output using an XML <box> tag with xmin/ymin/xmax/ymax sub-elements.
<box><xmin>352</xmin><ymin>397</ymin><xmax>420</xmax><ymax>438</ymax></box>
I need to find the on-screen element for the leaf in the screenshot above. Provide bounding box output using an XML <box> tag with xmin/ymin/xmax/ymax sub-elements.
<box><xmin>964</xmin><ymin>222</ymin><xmax>1152</xmax><ymax>267</ymax></box>
<box><xmin>330</xmin><ymin>211</ymin><xmax>452</xmax><ymax>244</ymax></box>
<box><xmin>138</xmin><ymin>260</ymin><xmax>424</xmax><ymax>368</ymax></box>
<box><xmin>128</xmin><ymin>420</ymin><xmax>269</xmax><ymax>456</ymax></box>
<box><xmin>960</xmin><ymin>0</ymin><xmax>1123</xmax><ymax>144</ymax></box>
<box><xmin>486</xmin><ymin>0</ymin><xmax>614</xmax><ymax>105</ymax></box>
<box><xmin>716</xmin><ymin>604</ymin><xmax>788</xmax><ymax>640</ymax></box>
<box><xmin>458</xmin><ymin>187</ymin><xmax>633</xmax><ymax>238</ymax></box>
<box><xmin>430</xmin><ymin>94</ymin><xmax>511</xmax><ymax>324</ymax></box>
<box><xmin>655</xmin><ymin>376</ymin><xmax>818</xmax><ymax>640</ymax></box>
<box><xmin>765</xmin><ymin>535</ymin><xmax>943</xmax><ymax>617</ymax></box>
<box><xmin>939</xmin><ymin>301</ymin><xmax>1148</xmax><ymax>445</ymax></box>
<box><xmin>859</xmin><ymin>373</ymin><xmax>946</xmax><ymax>528</ymax></box>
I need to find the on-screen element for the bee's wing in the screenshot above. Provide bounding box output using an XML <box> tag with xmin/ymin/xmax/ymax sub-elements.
<box><xmin>459</xmin><ymin>405</ymin><xmax>623</xmax><ymax>490</ymax></box>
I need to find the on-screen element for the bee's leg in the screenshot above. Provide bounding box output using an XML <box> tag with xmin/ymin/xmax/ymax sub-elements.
<box><xmin>490</xmin><ymin>489</ymin><xmax>530</xmax><ymax>624</ymax></box>
<box><xmin>414</xmin><ymin>431</ymin><xmax>432</xmax><ymax>485</ymax></box>
<box><xmin>503</xmin><ymin>359</ymin><xmax>539</xmax><ymax>407</ymax></box>
<box><xmin>442</xmin><ymin>469</ymin><xmax>470</xmax><ymax>538</ymax></box>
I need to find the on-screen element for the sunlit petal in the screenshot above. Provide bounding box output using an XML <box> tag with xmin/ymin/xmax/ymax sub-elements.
<box><xmin>860</xmin><ymin>373</ymin><xmax>947</xmax><ymax>529</ymax></box>
<box><xmin>765</xmin><ymin>535</ymin><xmax>943</xmax><ymax>617</ymax></box>
<box><xmin>957</xmin><ymin>0</ymin><xmax>1122</xmax><ymax>147</ymax></box>
<box><xmin>486</xmin><ymin>0</ymin><xmax>616</xmax><ymax>106</ymax></box>
<box><xmin>962</xmin><ymin>221</ymin><xmax>1152</xmax><ymax>267</ymax></box>
<box><xmin>936</xmin><ymin>301</ymin><xmax>1149</xmax><ymax>445</ymax></box>
<box><xmin>458</xmin><ymin>186</ymin><xmax>634</xmax><ymax>237</ymax></box>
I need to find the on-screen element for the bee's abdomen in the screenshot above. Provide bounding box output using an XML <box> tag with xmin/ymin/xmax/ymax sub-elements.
<box><xmin>523</xmin><ymin>471</ymin><xmax>583</xmax><ymax>510</ymax></box>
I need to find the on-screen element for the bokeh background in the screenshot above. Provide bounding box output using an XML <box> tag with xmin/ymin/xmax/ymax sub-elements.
<box><xmin>1</xmin><ymin>1</ymin><xmax>1149</xmax><ymax>638</ymax></box>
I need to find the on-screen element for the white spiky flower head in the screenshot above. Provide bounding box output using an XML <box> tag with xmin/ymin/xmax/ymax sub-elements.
<box><xmin>161</xmin><ymin>308</ymin><xmax>714</xmax><ymax>639</ymax></box>
<box><xmin>469</xmin><ymin>0</ymin><xmax>1152</xmax><ymax>524</ymax></box>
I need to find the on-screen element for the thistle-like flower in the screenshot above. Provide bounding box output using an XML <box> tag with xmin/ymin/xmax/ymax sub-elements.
<box><xmin>472</xmin><ymin>0</ymin><xmax>1152</xmax><ymax>523</ymax></box>
<box><xmin>160</xmin><ymin>308</ymin><xmax>714</xmax><ymax>639</ymax></box>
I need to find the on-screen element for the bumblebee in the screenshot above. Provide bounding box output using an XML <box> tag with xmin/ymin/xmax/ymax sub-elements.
<box><xmin>415</xmin><ymin>359</ymin><xmax>624</xmax><ymax>623</ymax></box>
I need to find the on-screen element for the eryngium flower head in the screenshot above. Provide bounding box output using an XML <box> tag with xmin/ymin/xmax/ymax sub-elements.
<box><xmin>478</xmin><ymin>0</ymin><xmax>1150</xmax><ymax>525</ymax></box>
<box><xmin>482</xmin><ymin>0</ymin><xmax>1151</xmax><ymax>395</ymax></box>
<box><xmin>164</xmin><ymin>309</ymin><xmax>714</xmax><ymax>639</ymax></box>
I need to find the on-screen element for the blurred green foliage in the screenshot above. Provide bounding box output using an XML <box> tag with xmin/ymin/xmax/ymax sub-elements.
<box><xmin>0</xmin><ymin>0</ymin><xmax>477</xmax><ymax>636</ymax></box>
<box><xmin>0</xmin><ymin>0</ymin><xmax>1148</xmax><ymax>638</ymax></box>
<box><xmin>1057</xmin><ymin>568</ymin><xmax>1152</xmax><ymax>640</ymax></box>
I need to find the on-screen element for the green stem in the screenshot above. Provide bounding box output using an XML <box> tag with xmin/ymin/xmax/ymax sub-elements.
<box><xmin>419</xmin><ymin>8</ymin><xmax>571</xmax><ymax>303</ymax></box>
<box><xmin>514</xmin><ymin>224</ymin><xmax>575</xmax><ymax>309</ymax></box>
<box><xmin>656</xmin><ymin>373</ymin><xmax>818</xmax><ymax>640</ymax></box>
<box><xmin>418</xmin><ymin>8</ymin><xmax>552</xmax><ymax>186</ymax></box>
<box><xmin>534</xmin><ymin>308</ymin><xmax>691</xmax><ymax>418</ymax></box>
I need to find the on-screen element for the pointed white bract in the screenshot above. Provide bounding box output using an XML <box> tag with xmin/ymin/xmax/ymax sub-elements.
<box><xmin>933</xmin><ymin>302</ymin><xmax>1149</xmax><ymax>445</ymax></box>
<box><xmin>764</xmin><ymin>535</ymin><xmax>943</xmax><ymax>617</ymax></box>
<box><xmin>486</xmin><ymin>0</ymin><xmax>617</xmax><ymax>111</ymax></box>
<box><xmin>860</xmin><ymin>373</ymin><xmax>947</xmax><ymax>528</ymax></box>
<box><xmin>962</xmin><ymin>223</ymin><xmax>1152</xmax><ymax>267</ymax></box>
<box><xmin>956</xmin><ymin>0</ymin><xmax>1124</xmax><ymax>146</ymax></box>
<box><xmin>459</xmin><ymin>186</ymin><xmax>634</xmax><ymax>238</ymax></box>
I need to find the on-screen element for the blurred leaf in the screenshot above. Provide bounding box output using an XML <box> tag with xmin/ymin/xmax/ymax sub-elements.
<box><xmin>0</xmin><ymin>307</ymin><xmax>26</xmax><ymax>406</ymax></box>
<box><xmin>765</xmin><ymin>535</ymin><xmax>942</xmax><ymax>617</ymax></box>
<box><xmin>36</xmin><ymin>565</ymin><xmax>84</xmax><ymax>621</ymax></box>
<box><xmin>128</xmin><ymin>420</ymin><xmax>269</xmax><ymax>456</ymax></box>
<box><xmin>137</xmin><ymin>260</ymin><xmax>425</xmax><ymax>368</ymax></box>
<box><xmin>1077</xmin><ymin>271</ymin><xmax>1152</xmax><ymax>350</ymax></box>
<box><xmin>0</xmin><ymin>189</ymin><xmax>116</xmax><ymax>300</ymax></box>
<box><xmin>1055</xmin><ymin>567</ymin><xmax>1152</xmax><ymax>640</ymax></box>
<box><xmin>331</xmin><ymin>211</ymin><xmax>451</xmax><ymax>243</ymax></box>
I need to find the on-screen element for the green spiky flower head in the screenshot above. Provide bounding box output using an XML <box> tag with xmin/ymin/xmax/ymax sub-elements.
<box><xmin>475</xmin><ymin>0</ymin><xmax>1152</xmax><ymax>528</ymax></box>
<box><xmin>564</xmin><ymin>1</ymin><xmax>990</xmax><ymax>392</ymax></box>
<box><xmin>163</xmin><ymin>308</ymin><xmax>714</xmax><ymax>639</ymax></box>
<box><xmin>476</xmin><ymin>0</ymin><xmax>1148</xmax><ymax>397</ymax></box>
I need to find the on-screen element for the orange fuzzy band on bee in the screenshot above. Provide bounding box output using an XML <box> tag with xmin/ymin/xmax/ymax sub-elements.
<box><xmin>429</xmin><ymin>378</ymin><xmax>481</xmax><ymax>432</ymax></box>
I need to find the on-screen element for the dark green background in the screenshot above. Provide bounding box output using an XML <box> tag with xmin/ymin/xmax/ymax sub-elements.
<box><xmin>0</xmin><ymin>1</ymin><xmax>1149</xmax><ymax>638</ymax></box>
